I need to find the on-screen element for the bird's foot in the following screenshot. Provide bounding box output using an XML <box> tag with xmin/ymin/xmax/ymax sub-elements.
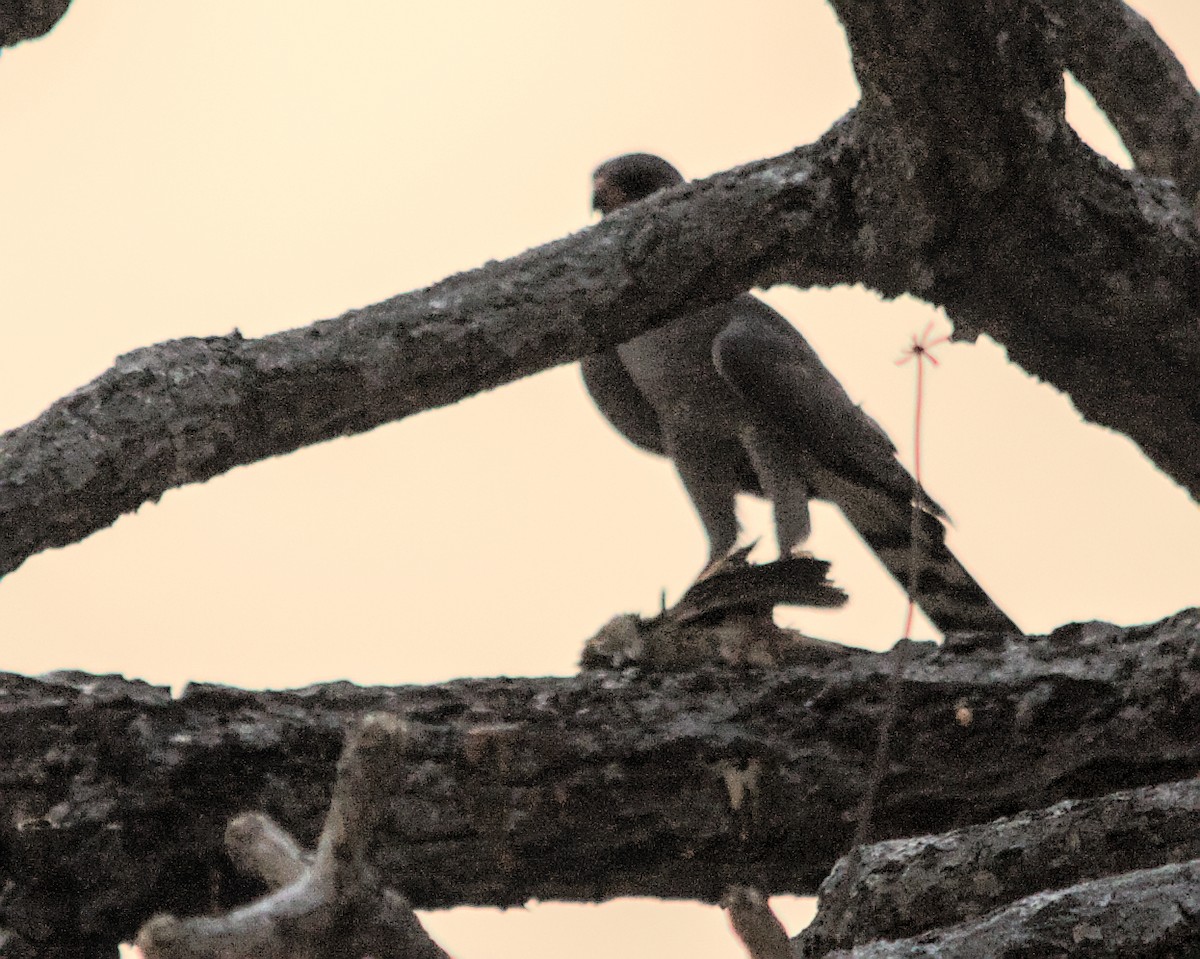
<box><xmin>697</xmin><ymin>542</ymin><xmax>759</xmax><ymax>582</ymax></box>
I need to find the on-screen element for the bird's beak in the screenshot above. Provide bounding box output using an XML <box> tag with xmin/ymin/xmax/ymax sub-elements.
<box><xmin>591</xmin><ymin>176</ymin><xmax>607</xmax><ymax>215</ymax></box>
<box><xmin>591</xmin><ymin>175</ymin><xmax>623</xmax><ymax>216</ymax></box>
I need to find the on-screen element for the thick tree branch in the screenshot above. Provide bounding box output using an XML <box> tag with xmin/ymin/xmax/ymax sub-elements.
<box><xmin>2</xmin><ymin>610</ymin><xmax>1197</xmax><ymax>957</ymax></box>
<box><xmin>800</xmin><ymin>777</ymin><xmax>1200</xmax><ymax>956</ymax></box>
<box><xmin>819</xmin><ymin>859</ymin><xmax>1200</xmax><ymax>958</ymax></box>
<box><xmin>830</xmin><ymin>0</ymin><xmax>1200</xmax><ymax>497</ymax></box>
<box><xmin>0</xmin><ymin>139</ymin><xmax>853</xmax><ymax>580</ymax></box>
<box><xmin>128</xmin><ymin>733</ymin><xmax>1200</xmax><ymax>959</ymax></box>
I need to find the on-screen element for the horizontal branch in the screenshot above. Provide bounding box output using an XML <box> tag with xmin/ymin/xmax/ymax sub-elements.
<box><xmin>801</xmin><ymin>777</ymin><xmax>1200</xmax><ymax>956</ymax></box>
<box><xmin>3</xmin><ymin>609</ymin><xmax>1197</xmax><ymax>957</ymax></box>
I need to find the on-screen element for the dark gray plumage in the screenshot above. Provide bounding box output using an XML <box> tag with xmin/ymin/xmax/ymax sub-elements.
<box><xmin>584</xmin><ymin>153</ymin><xmax>1017</xmax><ymax>635</ymax></box>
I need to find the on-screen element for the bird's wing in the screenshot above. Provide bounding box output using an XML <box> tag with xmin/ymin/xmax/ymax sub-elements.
<box><xmin>711</xmin><ymin>294</ymin><xmax>941</xmax><ymax>514</ymax></box>
<box><xmin>713</xmin><ymin>296</ymin><xmax>1018</xmax><ymax>635</ymax></box>
<box><xmin>580</xmin><ymin>350</ymin><xmax>665</xmax><ymax>455</ymax></box>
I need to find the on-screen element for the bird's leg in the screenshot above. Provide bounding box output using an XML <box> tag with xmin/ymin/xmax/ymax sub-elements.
<box><xmin>672</xmin><ymin>460</ymin><xmax>740</xmax><ymax>580</ymax></box>
<box><xmin>740</xmin><ymin>426</ymin><xmax>812</xmax><ymax>559</ymax></box>
<box><xmin>772</xmin><ymin>488</ymin><xmax>812</xmax><ymax>557</ymax></box>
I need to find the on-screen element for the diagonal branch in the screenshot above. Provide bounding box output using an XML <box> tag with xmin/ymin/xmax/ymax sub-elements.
<box><xmin>1053</xmin><ymin>0</ymin><xmax>1200</xmax><ymax>200</ymax></box>
<box><xmin>817</xmin><ymin>859</ymin><xmax>1200</xmax><ymax>958</ymax></box>
<box><xmin>0</xmin><ymin>138</ymin><xmax>853</xmax><ymax>580</ymax></box>
<box><xmin>801</xmin><ymin>778</ymin><xmax>1200</xmax><ymax>955</ymax></box>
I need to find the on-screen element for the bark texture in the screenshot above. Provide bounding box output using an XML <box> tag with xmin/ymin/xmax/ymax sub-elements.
<box><xmin>817</xmin><ymin>859</ymin><xmax>1200</xmax><ymax>958</ymax></box>
<box><xmin>830</xmin><ymin>0</ymin><xmax>1200</xmax><ymax>499</ymax></box>
<box><xmin>800</xmin><ymin>778</ymin><xmax>1200</xmax><ymax>956</ymax></box>
<box><xmin>1054</xmin><ymin>0</ymin><xmax>1200</xmax><ymax>199</ymax></box>
<box><xmin>0</xmin><ymin>142</ymin><xmax>849</xmax><ymax>581</ymax></box>
<box><xmin>1</xmin><ymin>610</ymin><xmax>1197</xmax><ymax>957</ymax></box>
<box><xmin>134</xmin><ymin>715</ymin><xmax>452</xmax><ymax>959</ymax></box>
<box><xmin>2</xmin><ymin>2</ymin><xmax>1198</xmax><ymax>578</ymax></box>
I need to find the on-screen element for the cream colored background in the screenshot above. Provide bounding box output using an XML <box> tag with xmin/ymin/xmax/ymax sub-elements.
<box><xmin>1</xmin><ymin>3</ymin><xmax>1197</xmax><ymax>957</ymax></box>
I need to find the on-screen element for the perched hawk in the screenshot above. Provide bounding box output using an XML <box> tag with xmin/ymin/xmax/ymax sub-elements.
<box><xmin>583</xmin><ymin>153</ymin><xmax>1017</xmax><ymax>635</ymax></box>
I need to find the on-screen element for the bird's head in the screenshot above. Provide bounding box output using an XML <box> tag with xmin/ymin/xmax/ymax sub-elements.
<box><xmin>592</xmin><ymin>153</ymin><xmax>684</xmax><ymax>215</ymax></box>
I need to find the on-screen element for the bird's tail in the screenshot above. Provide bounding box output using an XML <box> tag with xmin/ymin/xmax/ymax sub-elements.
<box><xmin>824</xmin><ymin>477</ymin><xmax>1018</xmax><ymax>636</ymax></box>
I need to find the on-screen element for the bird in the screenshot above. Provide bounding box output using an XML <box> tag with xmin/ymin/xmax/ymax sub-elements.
<box><xmin>582</xmin><ymin>152</ymin><xmax>1017</xmax><ymax>635</ymax></box>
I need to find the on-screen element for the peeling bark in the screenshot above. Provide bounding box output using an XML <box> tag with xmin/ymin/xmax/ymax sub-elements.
<box><xmin>1</xmin><ymin>611</ymin><xmax>1197</xmax><ymax>957</ymax></box>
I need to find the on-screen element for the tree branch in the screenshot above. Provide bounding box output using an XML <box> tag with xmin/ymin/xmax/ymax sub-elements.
<box><xmin>0</xmin><ymin>137</ymin><xmax>853</xmax><ymax>580</ymax></box>
<box><xmin>819</xmin><ymin>859</ymin><xmax>1200</xmax><ymax>958</ymax></box>
<box><xmin>800</xmin><ymin>777</ymin><xmax>1200</xmax><ymax>956</ymax></box>
<box><xmin>3</xmin><ymin>610</ymin><xmax>1197</xmax><ymax>956</ymax></box>
<box><xmin>723</xmin><ymin>887</ymin><xmax>794</xmax><ymax>959</ymax></box>
<box><xmin>1054</xmin><ymin>0</ymin><xmax>1200</xmax><ymax>200</ymax></box>
<box><xmin>829</xmin><ymin>0</ymin><xmax>1200</xmax><ymax>498</ymax></box>
<box><xmin>134</xmin><ymin>714</ymin><xmax>451</xmax><ymax>959</ymax></box>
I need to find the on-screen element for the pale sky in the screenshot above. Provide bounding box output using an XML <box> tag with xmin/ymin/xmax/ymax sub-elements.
<box><xmin>2</xmin><ymin>3</ymin><xmax>1198</xmax><ymax>958</ymax></box>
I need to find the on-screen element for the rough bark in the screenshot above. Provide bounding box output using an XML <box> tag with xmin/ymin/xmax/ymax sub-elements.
<box><xmin>134</xmin><ymin>715</ymin><xmax>452</xmax><ymax>959</ymax></box>
<box><xmin>0</xmin><ymin>0</ymin><xmax>72</xmax><ymax>47</ymax></box>
<box><xmin>0</xmin><ymin>139</ymin><xmax>851</xmax><ymax>581</ymax></box>
<box><xmin>800</xmin><ymin>777</ymin><xmax>1200</xmax><ymax>956</ymax></box>
<box><xmin>1054</xmin><ymin>0</ymin><xmax>1200</xmax><ymax>199</ymax></box>
<box><xmin>1</xmin><ymin>610</ymin><xmax>1197</xmax><ymax>957</ymax></box>
<box><xmin>818</xmin><ymin>859</ymin><xmax>1200</xmax><ymax>958</ymax></box>
<box><xmin>3</xmin><ymin>3</ymin><xmax>1199</xmax><ymax>579</ymax></box>
<box><xmin>830</xmin><ymin>0</ymin><xmax>1200</xmax><ymax>499</ymax></box>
